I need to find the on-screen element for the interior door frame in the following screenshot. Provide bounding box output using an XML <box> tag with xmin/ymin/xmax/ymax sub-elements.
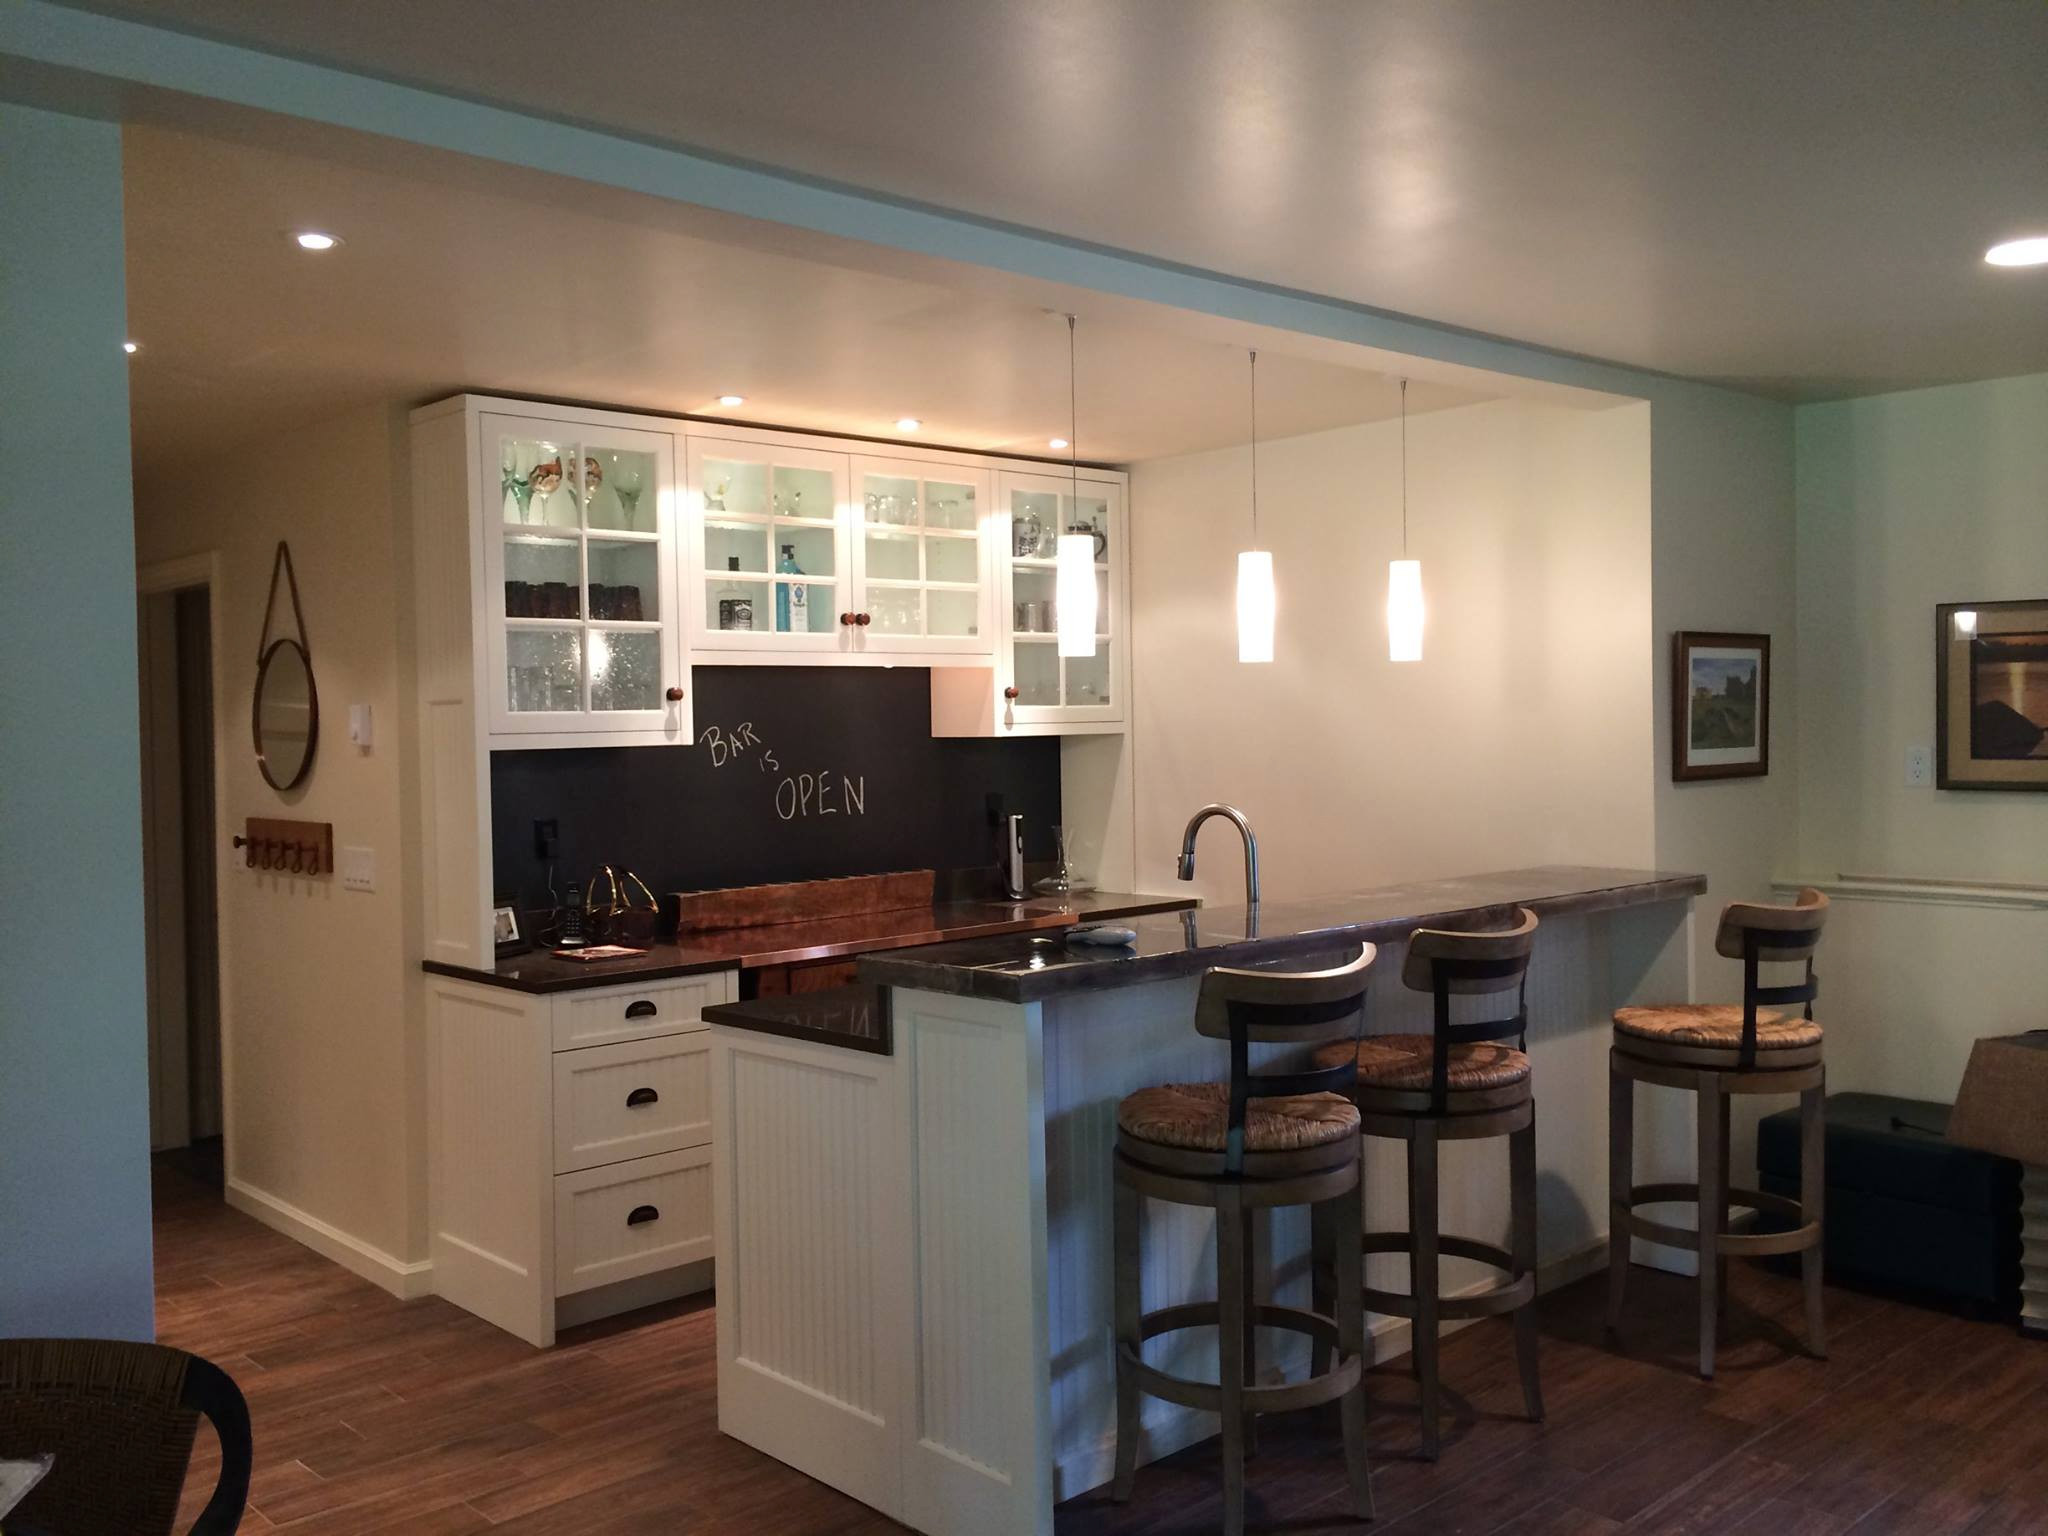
<box><xmin>137</xmin><ymin>552</ymin><xmax>233</xmax><ymax>1176</ymax></box>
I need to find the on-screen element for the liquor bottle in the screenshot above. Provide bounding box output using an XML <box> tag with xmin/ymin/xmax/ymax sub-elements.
<box><xmin>716</xmin><ymin>555</ymin><xmax>753</xmax><ymax>631</ymax></box>
<box><xmin>777</xmin><ymin>543</ymin><xmax>806</xmax><ymax>632</ymax></box>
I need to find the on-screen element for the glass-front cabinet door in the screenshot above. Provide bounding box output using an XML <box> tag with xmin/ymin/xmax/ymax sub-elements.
<box><xmin>687</xmin><ymin>437</ymin><xmax>849</xmax><ymax>653</ymax></box>
<box><xmin>848</xmin><ymin>457</ymin><xmax>992</xmax><ymax>656</ymax></box>
<box><xmin>482</xmin><ymin>413</ymin><xmax>683</xmax><ymax>738</ymax></box>
<box><xmin>1000</xmin><ymin>471</ymin><xmax>1122</xmax><ymax>724</ymax></box>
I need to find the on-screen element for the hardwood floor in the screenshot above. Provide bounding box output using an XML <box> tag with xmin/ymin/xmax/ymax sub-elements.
<box><xmin>155</xmin><ymin>1159</ymin><xmax>2048</xmax><ymax>1534</ymax></box>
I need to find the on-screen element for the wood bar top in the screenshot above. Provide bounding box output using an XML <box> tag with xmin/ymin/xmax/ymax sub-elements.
<box><xmin>422</xmin><ymin>890</ymin><xmax>1198</xmax><ymax>994</ymax></box>
<box><xmin>858</xmin><ymin>866</ymin><xmax>1707</xmax><ymax>1006</ymax></box>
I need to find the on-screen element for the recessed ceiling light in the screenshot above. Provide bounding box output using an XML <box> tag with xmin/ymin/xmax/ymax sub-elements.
<box><xmin>1048</xmin><ymin>437</ymin><xmax>1070</xmax><ymax>450</ymax></box>
<box><xmin>717</xmin><ymin>394</ymin><xmax>746</xmax><ymax>408</ymax></box>
<box><xmin>122</xmin><ymin>340</ymin><xmax>138</xmax><ymax>354</ymax></box>
<box><xmin>1985</xmin><ymin>236</ymin><xmax>2048</xmax><ymax>267</ymax></box>
<box><xmin>293</xmin><ymin>231</ymin><xmax>341</xmax><ymax>251</ymax></box>
<box><xmin>895</xmin><ymin>417</ymin><xmax>922</xmax><ymax>433</ymax></box>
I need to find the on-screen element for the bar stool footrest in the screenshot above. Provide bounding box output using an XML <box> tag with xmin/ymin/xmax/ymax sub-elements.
<box><xmin>1617</xmin><ymin>1182</ymin><xmax>1821</xmax><ymax>1255</ymax></box>
<box><xmin>1358</xmin><ymin>1231</ymin><xmax>1536</xmax><ymax>1319</ymax></box>
<box><xmin>1124</xmin><ymin>1300</ymin><xmax>1364</xmax><ymax>1414</ymax></box>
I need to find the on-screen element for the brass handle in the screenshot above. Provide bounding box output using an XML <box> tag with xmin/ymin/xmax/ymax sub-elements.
<box><xmin>665</xmin><ymin>686</ymin><xmax>685</xmax><ymax>702</ymax></box>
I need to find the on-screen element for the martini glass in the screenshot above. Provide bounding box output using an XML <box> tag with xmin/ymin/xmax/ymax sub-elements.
<box><xmin>613</xmin><ymin>463</ymin><xmax>646</xmax><ymax>530</ymax></box>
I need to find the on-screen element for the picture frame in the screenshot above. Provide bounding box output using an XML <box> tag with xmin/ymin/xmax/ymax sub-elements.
<box><xmin>1672</xmin><ymin>631</ymin><xmax>1770</xmax><ymax>782</ymax></box>
<box><xmin>492</xmin><ymin>903</ymin><xmax>530</xmax><ymax>957</ymax></box>
<box><xmin>1935</xmin><ymin>599</ymin><xmax>2048</xmax><ymax>791</ymax></box>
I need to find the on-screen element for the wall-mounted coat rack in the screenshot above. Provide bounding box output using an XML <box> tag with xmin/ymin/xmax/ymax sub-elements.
<box><xmin>234</xmin><ymin>816</ymin><xmax>333</xmax><ymax>875</ymax></box>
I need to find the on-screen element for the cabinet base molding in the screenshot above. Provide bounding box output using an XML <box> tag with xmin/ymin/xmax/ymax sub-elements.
<box><xmin>226</xmin><ymin>1177</ymin><xmax>433</xmax><ymax>1300</ymax></box>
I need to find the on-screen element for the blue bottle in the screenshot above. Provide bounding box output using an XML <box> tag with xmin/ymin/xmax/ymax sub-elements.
<box><xmin>776</xmin><ymin>543</ymin><xmax>804</xmax><ymax>632</ymax></box>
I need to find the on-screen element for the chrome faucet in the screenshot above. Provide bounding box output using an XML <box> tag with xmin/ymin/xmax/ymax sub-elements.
<box><xmin>1178</xmin><ymin>803</ymin><xmax>1260</xmax><ymax>908</ymax></box>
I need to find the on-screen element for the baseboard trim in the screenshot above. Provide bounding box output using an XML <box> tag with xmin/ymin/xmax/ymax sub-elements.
<box><xmin>225</xmin><ymin>1178</ymin><xmax>433</xmax><ymax>1299</ymax></box>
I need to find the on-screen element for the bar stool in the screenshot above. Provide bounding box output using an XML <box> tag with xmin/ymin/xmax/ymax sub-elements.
<box><xmin>1607</xmin><ymin>889</ymin><xmax>1829</xmax><ymax>1378</ymax></box>
<box><xmin>1314</xmin><ymin>907</ymin><xmax>1543</xmax><ymax>1461</ymax></box>
<box><xmin>1112</xmin><ymin>946</ymin><xmax>1378</xmax><ymax>1535</ymax></box>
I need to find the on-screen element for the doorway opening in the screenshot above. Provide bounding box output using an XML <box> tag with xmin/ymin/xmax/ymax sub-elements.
<box><xmin>138</xmin><ymin>567</ymin><xmax>225</xmax><ymax>1194</ymax></box>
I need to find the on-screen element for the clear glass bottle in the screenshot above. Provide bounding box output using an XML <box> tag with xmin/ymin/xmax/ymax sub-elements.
<box><xmin>716</xmin><ymin>555</ymin><xmax>752</xmax><ymax>631</ymax></box>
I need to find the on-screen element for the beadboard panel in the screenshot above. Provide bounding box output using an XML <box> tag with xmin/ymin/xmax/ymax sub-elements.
<box><xmin>713</xmin><ymin>1028</ymin><xmax>908</xmax><ymax>1520</ymax></box>
<box><xmin>427</xmin><ymin>978</ymin><xmax>555</xmax><ymax>1345</ymax></box>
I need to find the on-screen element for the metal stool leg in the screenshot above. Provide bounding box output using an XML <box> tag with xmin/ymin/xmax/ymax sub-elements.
<box><xmin>1332</xmin><ymin>1184</ymin><xmax>1375</xmax><ymax>1519</ymax></box>
<box><xmin>1510</xmin><ymin>1115</ymin><xmax>1543</xmax><ymax>1422</ymax></box>
<box><xmin>1217</xmin><ymin>1185</ymin><xmax>1249</xmax><ymax>1536</ymax></box>
<box><xmin>1716</xmin><ymin>1090</ymin><xmax>1733</xmax><ymax>1319</ymax></box>
<box><xmin>1111</xmin><ymin>1171</ymin><xmax>1141</xmax><ymax>1502</ymax></box>
<box><xmin>1239</xmin><ymin>1202</ymin><xmax>1260</xmax><ymax>1460</ymax></box>
<box><xmin>1607</xmin><ymin>1059</ymin><xmax>1633</xmax><ymax>1332</ymax></box>
<box><xmin>1309</xmin><ymin>1194</ymin><xmax>1335</xmax><ymax>1379</ymax></box>
<box><xmin>1801</xmin><ymin>1079</ymin><xmax>1828</xmax><ymax>1359</ymax></box>
<box><xmin>1697</xmin><ymin>1077</ymin><xmax>1724</xmax><ymax>1379</ymax></box>
<box><xmin>1409</xmin><ymin>1123</ymin><xmax>1442</xmax><ymax>1461</ymax></box>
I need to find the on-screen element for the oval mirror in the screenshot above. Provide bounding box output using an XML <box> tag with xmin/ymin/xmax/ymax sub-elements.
<box><xmin>254</xmin><ymin>637</ymin><xmax>319</xmax><ymax>791</ymax></box>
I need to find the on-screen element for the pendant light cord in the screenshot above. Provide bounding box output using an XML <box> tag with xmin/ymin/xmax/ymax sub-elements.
<box><xmin>1067</xmin><ymin>314</ymin><xmax>1079</xmax><ymax>510</ymax></box>
<box><xmin>1400</xmin><ymin>376</ymin><xmax>1409</xmax><ymax>558</ymax></box>
<box><xmin>1249</xmin><ymin>349</ymin><xmax>1259</xmax><ymax>548</ymax></box>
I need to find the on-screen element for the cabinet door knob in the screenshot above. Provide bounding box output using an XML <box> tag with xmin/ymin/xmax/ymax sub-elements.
<box><xmin>856</xmin><ymin>612</ymin><xmax>872</xmax><ymax>626</ymax></box>
<box><xmin>1003</xmin><ymin>686</ymin><xmax>1020</xmax><ymax>700</ymax></box>
<box><xmin>627</xmin><ymin>1204</ymin><xmax>660</xmax><ymax>1226</ymax></box>
<box><xmin>665</xmin><ymin>686</ymin><xmax>685</xmax><ymax>702</ymax></box>
<box><xmin>626</xmin><ymin>1086</ymin><xmax>659</xmax><ymax>1108</ymax></box>
<box><xmin>839</xmin><ymin>612</ymin><xmax>857</xmax><ymax>626</ymax></box>
<box><xmin>624</xmin><ymin>999</ymin><xmax>658</xmax><ymax>1020</ymax></box>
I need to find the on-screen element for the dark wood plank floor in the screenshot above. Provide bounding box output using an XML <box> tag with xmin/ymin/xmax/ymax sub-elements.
<box><xmin>154</xmin><ymin>1159</ymin><xmax>2048</xmax><ymax>1533</ymax></box>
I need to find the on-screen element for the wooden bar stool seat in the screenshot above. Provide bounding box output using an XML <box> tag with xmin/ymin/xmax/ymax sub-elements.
<box><xmin>1113</xmin><ymin>947</ymin><xmax>1379</xmax><ymax>1535</ymax></box>
<box><xmin>1607</xmin><ymin>889</ymin><xmax>1830</xmax><ymax>1379</ymax></box>
<box><xmin>1315</xmin><ymin>907</ymin><xmax>1544</xmax><ymax>1461</ymax></box>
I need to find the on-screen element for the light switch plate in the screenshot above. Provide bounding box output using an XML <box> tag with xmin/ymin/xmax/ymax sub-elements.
<box><xmin>340</xmin><ymin>846</ymin><xmax>375</xmax><ymax>892</ymax></box>
<box><xmin>1905</xmin><ymin>745</ymin><xmax>1933</xmax><ymax>787</ymax></box>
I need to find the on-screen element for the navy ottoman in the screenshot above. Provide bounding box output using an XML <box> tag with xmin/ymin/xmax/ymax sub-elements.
<box><xmin>1757</xmin><ymin>1091</ymin><xmax>2021</xmax><ymax>1313</ymax></box>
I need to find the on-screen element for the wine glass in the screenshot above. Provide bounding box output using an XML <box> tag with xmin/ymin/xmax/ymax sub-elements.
<box><xmin>530</xmin><ymin>452</ymin><xmax>565</xmax><ymax>525</ymax></box>
<box><xmin>612</xmin><ymin>462</ymin><xmax>646</xmax><ymax>530</ymax></box>
<box><xmin>503</xmin><ymin>442</ymin><xmax>538</xmax><ymax>523</ymax></box>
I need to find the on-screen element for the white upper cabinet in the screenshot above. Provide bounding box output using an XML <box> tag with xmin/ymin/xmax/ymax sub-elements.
<box><xmin>686</xmin><ymin>436</ymin><xmax>851</xmax><ymax>655</ymax></box>
<box><xmin>848</xmin><ymin>456</ymin><xmax>993</xmax><ymax>657</ymax></box>
<box><xmin>481</xmin><ymin>411</ymin><xmax>690</xmax><ymax>745</ymax></box>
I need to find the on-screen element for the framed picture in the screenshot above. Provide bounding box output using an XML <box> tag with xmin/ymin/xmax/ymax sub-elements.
<box><xmin>1936</xmin><ymin>599</ymin><xmax>2048</xmax><ymax>791</ymax></box>
<box><xmin>1673</xmin><ymin>631</ymin><xmax>1770</xmax><ymax>781</ymax></box>
<box><xmin>492</xmin><ymin>903</ymin><xmax>529</xmax><ymax>957</ymax></box>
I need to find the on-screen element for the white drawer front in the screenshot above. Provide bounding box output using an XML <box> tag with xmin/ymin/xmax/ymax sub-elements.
<box><xmin>553</xmin><ymin>1034</ymin><xmax>711</xmax><ymax>1174</ymax></box>
<box><xmin>550</xmin><ymin>969</ymin><xmax>735</xmax><ymax>1052</ymax></box>
<box><xmin>554</xmin><ymin>1146</ymin><xmax>713</xmax><ymax>1296</ymax></box>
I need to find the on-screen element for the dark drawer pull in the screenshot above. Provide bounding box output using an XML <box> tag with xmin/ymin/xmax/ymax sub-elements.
<box><xmin>626</xmin><ymin>1087</ymin><xmax>659</xmax><ymax>1108</ymax></box>
<box><xmin>627</xmin><ymin>1204</ymin><xmax>660</xmax><ymax>1227</ymax></box>
<box><xmin>625</xmin><ymin>1000</ymin><xmax>658</xmax><ymax>1020</ymax></box>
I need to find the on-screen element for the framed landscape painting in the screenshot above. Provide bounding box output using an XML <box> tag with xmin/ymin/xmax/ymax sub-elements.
<box><xmin>1937</xmin><ymin>599</ymin><xmax>2048</xmax><ymax>791</ymax></box>
<box><xmin>1673</xmin><ymin>631</ymin><xmax>1770</xmax><ymax>781</ymax></box>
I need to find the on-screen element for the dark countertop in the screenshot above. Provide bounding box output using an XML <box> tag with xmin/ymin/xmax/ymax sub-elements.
<box><xmin>858</xmin><ymin>865</ymin><xmax>1707</xmax><ymax>1005</ymax></box>
<box><xmin>422</xmin><ymin>890</ymin><xmax>1197</xmax><ymax>994</ymax></box>
<box><xmin>705</xmin><ymin>983</ymin><xmax>892</xmax><ymax>1055</ymax></box>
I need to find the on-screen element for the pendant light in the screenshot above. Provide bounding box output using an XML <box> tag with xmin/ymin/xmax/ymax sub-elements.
<box><xmin>1056</xmin><ymin>314</ymin><xmax>1098</xmax><ymax>658</ymax></box>
<box><xmin>1237</xmin><ymin>349</ymin><xmax>1275</xmax><ymax>664</ymax></box>
<box><xmin>1388</xmin><ymin>377</ymin><xmax>1425</xmax><ymax>662</ymax></box>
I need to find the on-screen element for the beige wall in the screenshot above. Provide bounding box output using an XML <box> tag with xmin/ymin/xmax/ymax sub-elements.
<box><xmin>134</xmin><ymin>402</ymin><xmax>428</xmax><ymax>1274</ymax></box>
<box><xmin>1127</xmin><ymin>397</ymin><xmax>1656</xmax><ymax>903</ymax></box>
<box><xmin>1793</xmin><ymin>374</ymin><xmax>2048</xmax><ymax>1102</ymax></box>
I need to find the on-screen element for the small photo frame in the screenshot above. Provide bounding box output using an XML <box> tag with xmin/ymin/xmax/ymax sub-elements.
<box><xmin>1673</xmin><ymin>631</ymin><xmax>1770</xmax><ymax>782</ymax></box>
<box><xmin>1936</xmin><ymin>599</ymin><xmax>2048</xmax><ymax>791</ymax></box>
<box><xmin>493</xmin><ymin>903</ymin><xmax>529</xmax><ymax>957</ymax></box>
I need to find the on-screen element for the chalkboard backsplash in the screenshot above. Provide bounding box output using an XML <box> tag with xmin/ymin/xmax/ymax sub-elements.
<box><xmin>490</xmin><ymin>667</ymin><xmax>1062</xmax><ymax>913</ymax></box>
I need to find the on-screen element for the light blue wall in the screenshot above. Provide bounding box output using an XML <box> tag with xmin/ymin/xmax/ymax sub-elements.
<box><xmin>0</xmin><ymin>101</ymin><xmax>155</xmax><ymax>1340</ymax></box>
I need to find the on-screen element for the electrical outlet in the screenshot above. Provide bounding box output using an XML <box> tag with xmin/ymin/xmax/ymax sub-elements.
<box><xmin>1905</xmin><ymin>745</ymin><xmax>1933</xmax><ymax>787</ymax></box>
<box><xmin>534</xmin><ymin>818</ymin><xmax>560</xmax><ymax>860</ymax></box>
<box><xmin>340</xmin><ymin>846</ymin><xmax>375</xmax><ymax>892</ymax></box>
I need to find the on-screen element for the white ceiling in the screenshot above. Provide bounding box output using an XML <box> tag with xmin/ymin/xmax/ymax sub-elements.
<box><xmin>76</xmin><ymin>0</ymin><xmax>2048</xmax><ymax>398</ymax></box>
<box><xmin>123</xmin><ymin>121</ymin><xmax>1534</xmax><ymax>490</ymax></box>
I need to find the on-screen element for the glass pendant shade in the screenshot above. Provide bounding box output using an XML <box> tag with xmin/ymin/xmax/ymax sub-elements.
<box><xmin>1388</xmin><ymin>558</ymin><xmax>1424</xmax><ymax>662</ymax></box>
<box><xmin>1056</xmin><ymin>532</ymin><xmax>1098</xmax><ymax>657</ymax></box>
<box><xmin>1237</xmin><ymin>550</ymin><xmax>1275</xmax><ymax>663</ymax></box>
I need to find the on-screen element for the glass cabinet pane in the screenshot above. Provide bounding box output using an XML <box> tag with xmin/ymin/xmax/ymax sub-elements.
<box><xmin>865</xmin><ymin>529</ymin><xmax>920</xmax><ymax>581</ymax></box>
<box><xmin>776</xmin><ymin>581</ymin><xmax>837</xmax><ymax>634</ymax></box>
<box><xmin>926</xmin><ymin>481</ymin><xmax>976</xmax><ymax>532</ymax></box>
<box><xmin>1013</xmin><ymin>640</ymin><xmax>1059</xmax><ymax>706</ymax></box>
<box><xmin>504</xmin><ymin>537</ymin><xmax>581</xmax><ymax>619</ymax></box>
<box><xmin>862</xmin><ymin>475</ymin><xmax>920</xmax><ymax>528</ymax></box>
<box><xmin>706</xmin><ymin>577</ymin><xmax>766</xmax><ymax>634</ymax></box>
<box><xmin>773</xmin><ymin>464</ymin><xmax>835</xmax><ymax>521</ymax></box>
<box><xmin>1011</xmin><ymin>565</ymin><xmax>1055</xmax><ymax>634</ymax></box>
<box><xmin>927</xmin><ymin>537</ymin><xmax>977</xmax><ymax>585</ymax></box>
<box><xmin>506</xmin><ymin>629</ymin><xmax>582</xmax><ymax>713</ymax></box>
<box><xmin>501</xmin><ymin>436</ymin><xmax>583</xmax><ymax>529</ymax></box>
<box><xmin>1066</xmin><ymin>493</ymin><xmax>1111</xmax><ymax>565</ymax></box>
<box><xmin>585</xmin><ymin>445</ymin><xmax>659</xmax><ymax>533</ymax></box>
<box><xmin>701</xmin><ymin>458</ymin><xmax>768</xmax><ymax>519</ymax></box>
<box><xmin>705</xmin><ymin>521</ymin><xmax>770</xmax><ymax>576</ymax></box>
<box><xmin>1066</xmin><ymin>642</ymin><xmax>1112</xmax><ymax>708</ymax></box>
<box><xmin>1010</xmin><ymin>490</ymin><xmax>1059</xmax><ymax>560</ymax></box>
<box><xmin>588</xmin><ymin>629</ymin><xmax>662</xmax><ymax>712</ymax></box>
<box><xmin>775</xmin><ymin>523</ymin><xmax>836</xmax><ymax>579</ymax></box>
<box><xmin>869</xmin><ymin>587</ymin><xmax>922</xmax><ymax>635</ymax></box>
<box><xmin>930</xmin><ymin>588</ymin><xmax>978</xmax><ymax>637</ymax></box>
<box><xmin>586</xmin><ymin>539</ymin><xmax>659</xmax><ymax>623</ymax></box>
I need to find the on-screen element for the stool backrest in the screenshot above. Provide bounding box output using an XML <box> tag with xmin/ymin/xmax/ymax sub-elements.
<box><xmin>1716</xmin><ymin>887</ymin><xmax>1827</xmax><ymax>1068</ymax></box>
<box><xmin>1195</xmin><ymin>944</ymin><xmax>1377</xmax><ymax>1171</ymax></box>
<box><xmin>1401</xmin><ymin>906</ymin><xmax>1539</xmax><ymax>1114</ymax></box>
